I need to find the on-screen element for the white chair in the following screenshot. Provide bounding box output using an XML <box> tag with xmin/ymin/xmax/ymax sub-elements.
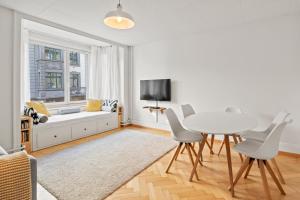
<box><xmin>230</xmin><ymin>118</ymin><xmax>292</xmax><ymax>200</ymax></box>
<box><xmin>242</xmin><ymin>111</ymin><xmax>290</xmax><ymax>142</ymax></box>
<box><xmin>217</xmin><ymin>106</ymin><xmax>244</xmax><ymax>161</ymax></box>
<box><xmin>165</xmin><ymin>108</ymin><xmax>203</xmax><ymax>180</ymax></box>
<box><xmin>181</xmin><ymin>104</ymin><xmax>214</xmax><ymax>154</ymax></box>
<box><xmin>240</xmin><ymin>111</ymin><xmax>290</xmax><ymax>184</ymax></box>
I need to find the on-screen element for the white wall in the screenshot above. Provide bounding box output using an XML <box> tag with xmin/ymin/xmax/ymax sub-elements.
<box><xmin>0</xmin><ymin>6</ymin><xmax>14</xmax><ymax>150</ymax></box>
<box><xmin>132</xmin><ymin>14</ymin><xmax>300</xmax><ymax>153</ymax></box>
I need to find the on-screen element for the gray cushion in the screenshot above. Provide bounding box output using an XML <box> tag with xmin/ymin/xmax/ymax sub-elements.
<box><xmin>38</xmin><ymin>113</ymin><xmax>48</xmax><ymax>123</ymax></box>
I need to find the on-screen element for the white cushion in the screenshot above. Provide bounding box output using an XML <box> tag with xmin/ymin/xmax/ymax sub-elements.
<box><xmin>34</xmin><ymin>111</ymin><xmax>113</xmax><ymax>127</ymax></box>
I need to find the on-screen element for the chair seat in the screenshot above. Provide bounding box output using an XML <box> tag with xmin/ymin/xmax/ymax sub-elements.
<box><xmin>233</xmin><ymin>139</ymin><xmax>272</xmax><ymax>160</ymax></box>
<box><xmin>240</xmin><ymin>130</ymin><xmax>267</xmax><ymax>142</ymax></box>
<box><xmin>173</xmin><ymin>130</ymin><xmax>202</xmax><ymax>143</ymax></box>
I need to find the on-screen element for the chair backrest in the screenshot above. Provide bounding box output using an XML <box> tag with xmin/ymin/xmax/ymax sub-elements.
<box><xmin>225</xmin><ymin>106</ymin><xmax>242</xmax><ymax>114</ymax></box>
<box><xmin>272</xmin><ymin>111</ymin><xmax>290</xmax><ymax>124</ymax></box>
<box><xmin>181</xmin><ymin>104</ymin><xmax>196</xmax><ymax>118</ymax></box>
<box><xmin>256</xmin><ymin>118</ymin><xmax>292</xmax><ymax>159</ymax></box>
<box><xmin>165</xmin><ymin>108</ymin><xmax>186</xmax><ymax>139</ymax></box>
<box><xmin>265</xmin><ymin>111</ymin><xmax>290</xmax><ymax>133</ymax></box>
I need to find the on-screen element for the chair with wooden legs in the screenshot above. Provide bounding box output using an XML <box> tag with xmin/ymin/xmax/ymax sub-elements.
<box><xmin>181</xmin><ymin>104</ymin><xmax>214</xmax><ymax>155</ymax></box>
<box><xmin>230</xmin><ymin>118</ymin><xmax>292</xmax><ymax>200</ymax></box>
<box><xmin>217</xmin><ymin>106</ymin><xmax>244</xmax><ymax>161</ymax></box>
<box><xmin>165</xmin><ymin>108</ymin><xmax>203</xmax><ymax>179</ymax></box>
<box><xmin>241</xmin><ymin>111</ymin><xmax>290</xmax><ymax>184</ymax></box>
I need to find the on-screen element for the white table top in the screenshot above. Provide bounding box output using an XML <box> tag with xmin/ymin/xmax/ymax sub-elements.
<box><xmin>183</xmin><ymin>112</ymin><xmax>257</xmax><ymax>135</ymax></box>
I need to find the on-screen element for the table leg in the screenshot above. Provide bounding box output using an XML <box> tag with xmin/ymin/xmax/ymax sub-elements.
<box><xmin>224</xmin><ymin>135</ymin><xmax>234</xmax><ymax>197</ymax></box>
<box><xmin>189</xmin><ymin>134</ymin><xmax>208</xmax><ymax>182</ymax></box>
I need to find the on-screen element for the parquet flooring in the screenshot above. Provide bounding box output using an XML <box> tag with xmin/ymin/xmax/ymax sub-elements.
<box><xmin>31</xmin><ymin>126</ymin><xmax>300</xmax><ymax>200</ymax></box>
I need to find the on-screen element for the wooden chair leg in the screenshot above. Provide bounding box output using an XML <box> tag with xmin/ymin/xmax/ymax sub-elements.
<box><xmin>232</xmin><ymin>135</ymin><xmax>244</xmax><ymax>162</ymax></box>
<box><xmin>271</xmin><ymin>158</ymin><xmax>286</xmax><ymax>184</ymax></box>
<box><xmin>210</xmin><ymin>134</ymin><xmax>215</xmax><ymax>154</ymax></box>
<box><xmin>229</xmin><ymin>157</ymin><xmax>250</xmax><ymax>190</ymax></box>
<box><xmin>189</xmin><ymin>143</ymin><xmax>203</xmax><ymax>166</ymax></box>
<box><xmin>244</xmin><ymin>158</ymin><xmax>255</xmax><ymax>179</ymax></box>
<box><xmin>201</xmin><ymin>133</ymin><xmax>213</xmax><ymax>154</ymax></box>
<box><xmin>190</xmin><ymin>134</ymin><xmax>207</xmax><ymax>182</ymax></box>
<box><xmin>237</xmin><ymin>135</ymin><xmax>243</xmax><ymax>143</ymax></box>
<box><xmin>258</xmin><ymin>160</ymin><xmax>272</xmax><ymax>200</ymax></box>
<box><xmin>186</xmin><ymin>143</ymin><xmax>199</xmax><ymax>180</ymax></box>
<box><xmin>180</xmin><ymin>146</ymin><xmax>186</xmax><ymax>154</ymax></box>
<box><xmin>166</xmin><ymin>143</ymin><xmax>183</xmax><ymax>173</ymax></box>
<box><xmin>264</xmin><ymin>161</ymin><xmax>286</xmax><ymax>195</ymax></box>
<box><xmin>217</xmin><ymin>138</ymin><xmax>225</xmax><ymax>156</ymax></box>
<box><xmin>174</xmin><ymin>143</ymin><xmax>183</xmax><ymax>161</ymax></box>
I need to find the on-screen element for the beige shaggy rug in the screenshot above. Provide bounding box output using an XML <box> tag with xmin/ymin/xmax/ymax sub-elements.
<box><xmin>37</xmin><ymin>130</ymin><xmax>177</xmax><ymax>200</ymax></box>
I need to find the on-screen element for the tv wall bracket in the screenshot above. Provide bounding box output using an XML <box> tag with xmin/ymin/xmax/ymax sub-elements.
<box><xmin>143</xmin><ymin>101</ymin><xmax>166</xmax><ymax>123</ymax></box>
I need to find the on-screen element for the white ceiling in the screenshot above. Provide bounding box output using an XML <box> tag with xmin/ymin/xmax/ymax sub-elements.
<box><xmin>1</xmin><ymin>0</ymin><xmax>300</xmax><ymax>45</ymax></box>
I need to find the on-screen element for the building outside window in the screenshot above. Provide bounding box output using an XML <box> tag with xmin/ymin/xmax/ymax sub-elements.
<box><xmin>28</xmin><ymin>43</ymin><xmax>88</xmax><ymax>104</ymax></box>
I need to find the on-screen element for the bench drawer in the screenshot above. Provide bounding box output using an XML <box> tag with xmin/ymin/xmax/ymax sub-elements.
<box><xmin>72</xmin><ymin>121</ymin><xmax>98</xmax><ymax>139</ymax></box>
<box><xmin>97</xmin><ymin>117</ymin><xmax>118</xmax><ymax>132</ymax></box>
<box><xmin>37</xmin><ymin>126</ymin><xmax>71</xmax><ymax>149</ymax></box>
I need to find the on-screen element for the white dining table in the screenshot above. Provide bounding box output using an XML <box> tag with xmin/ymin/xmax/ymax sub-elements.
<box><xmin>183</xmin><ymin>112</ymin><xmax>257</xmax><ymax>197</ymax></box>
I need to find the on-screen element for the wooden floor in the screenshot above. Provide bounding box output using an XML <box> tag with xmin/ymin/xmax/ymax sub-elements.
<box><xmin>32</xmin><ymin>126</ymin><xmax>300</xmax><ymax>200</ymax></box>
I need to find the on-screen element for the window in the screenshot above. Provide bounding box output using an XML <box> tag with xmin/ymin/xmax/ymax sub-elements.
<box><xmin>70</xmin><ymin>52</ymin><xmax>80</xmax><ymax>66</ymax></box>
<box><xmin>46</xmin><ymin>72</ymin><xmax>63</xmax><ymax>89</ymax></box>
<box><xmin>69</xmin><ymin>52</ymin><xmax>87</xmax><ymax>101</ymax></box>
<box><xmin>70</xmin><ymin>73</ymin><xmax>80</xmax><ymax>88</ymax></box>
<box><xmin>44</xmin><ymin>47</ymin><xmax>62</xmax><ymax>61</ymax></box>
<box><xmin>28</xmin><ymin>43</ymin><xmax>88</xmax><ymax>104</ymax></box>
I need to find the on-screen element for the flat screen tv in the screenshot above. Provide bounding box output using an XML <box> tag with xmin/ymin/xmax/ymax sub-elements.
<box><xmin>140</xmin><ymin>79</ymin><xmax>171</xmax><ymax>101</ymax></box>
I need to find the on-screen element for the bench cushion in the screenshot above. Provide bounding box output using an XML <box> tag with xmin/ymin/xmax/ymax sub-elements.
<box><xmin>34</xmin><ymin>111</ymin><xmax>113</xmax><ymax>127</ymax></box>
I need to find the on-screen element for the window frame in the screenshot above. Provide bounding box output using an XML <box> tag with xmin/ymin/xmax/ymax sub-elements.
<box><xmin>28</xmin><ymin>40</ymin><xmax>90</xmax><ymax>108</ymax></box>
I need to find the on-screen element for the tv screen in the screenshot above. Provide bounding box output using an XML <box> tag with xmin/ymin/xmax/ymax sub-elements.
<box><xmin>140</xmin><ymin>79</ymin><xmax>171</xmax><ymax>101</ymax></box>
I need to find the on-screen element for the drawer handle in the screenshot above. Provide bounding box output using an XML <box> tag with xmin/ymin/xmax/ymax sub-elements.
<box><xmin>84</xmin><ymin>128</ymin><xmax>87</xmax><ymax>131</ymax></box>
<box><xmin>54</xmin><ymin>135</ymin><xmax>57</xmax><ymax>138</ymax></box>
<box><xmin>106</xmin><ymin>123</ymin><xmax>109</xmax><ymax>126</ymax></box>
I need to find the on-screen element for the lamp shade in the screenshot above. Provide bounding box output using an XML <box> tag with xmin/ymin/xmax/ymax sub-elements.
<box><xmin>104</xmin><ymin>4</ymin><xmax>135</xmax><ymax>30</ymax></box>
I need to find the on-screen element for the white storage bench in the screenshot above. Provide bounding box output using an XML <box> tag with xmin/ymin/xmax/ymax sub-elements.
<box><xmin>32</xmin><ymin>111</ymin><xmax>118</xmax><ymax>151</ymax></box>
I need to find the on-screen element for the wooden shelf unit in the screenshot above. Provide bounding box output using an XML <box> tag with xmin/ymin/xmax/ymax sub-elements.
<box><xmin>21</xmin><ymin>116</ymin><xmax>32</xmax><ymax>153</ymax></box>
<box><xmin>118</xmin><ymin>106</ymin><xmax>123</xmax><ymax>128</ymax></box>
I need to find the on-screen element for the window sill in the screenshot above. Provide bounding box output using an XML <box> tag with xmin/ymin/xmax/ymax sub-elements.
<box><xmin>46</xmin><ymin>102</ymin><xmax>87</xmax><ymax>114</ymax></box>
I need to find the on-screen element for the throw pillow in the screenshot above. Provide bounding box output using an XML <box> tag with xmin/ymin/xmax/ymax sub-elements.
<box><xmin>102</xmin><ymin>99</ymin><xmax>118</xmax><ymax>112</ymax></box>
<box><xmin>24</xmin><ymin>106</ymin><xmax>40</xmax><ymax>125</ymax></box>
<box><xmin>86</xmin><ymin>99</ymin><xmax>102</xmax><ymax>112</ymax></box>
<box><xmin>26</xmin><ymin>101</ymin><xmax>51</xmax><ymax>117</ymax></box>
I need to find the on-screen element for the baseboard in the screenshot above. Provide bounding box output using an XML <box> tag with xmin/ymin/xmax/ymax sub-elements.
<box><xmin>130</xmin><ymin>119</ymin><xmax>170</xmax><ymax>131</ymax></box>
<box><xmin>129</xmin><ymin>123</ymin><xmax>300</xmax><ymax>156</ymax></box>
<box><xmin>130</xmin><ymin>124</ymin><xmax>171</xmax><ymax>134</ymax></box>
<box><xmin>279</xmin><ymin>142</ymin><xmax>300</xmax><ymax>156</ymax></box>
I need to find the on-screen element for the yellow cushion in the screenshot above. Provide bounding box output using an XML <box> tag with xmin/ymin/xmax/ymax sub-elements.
<box><xmin>86</xmin><ymin>99</ymin><xmax>102</xmax><ymax>112</ymax></box>
<box><xmin>26</xmin><ymin>101</ymin><xmax>51</xmax><ymax>116</ymax></box>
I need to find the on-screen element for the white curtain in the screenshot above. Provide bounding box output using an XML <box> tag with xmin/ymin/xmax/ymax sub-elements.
<box><xmin>89</xmin><ymin>45</ymin><xmax>121</xmax><ymax>100</ymax></box>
